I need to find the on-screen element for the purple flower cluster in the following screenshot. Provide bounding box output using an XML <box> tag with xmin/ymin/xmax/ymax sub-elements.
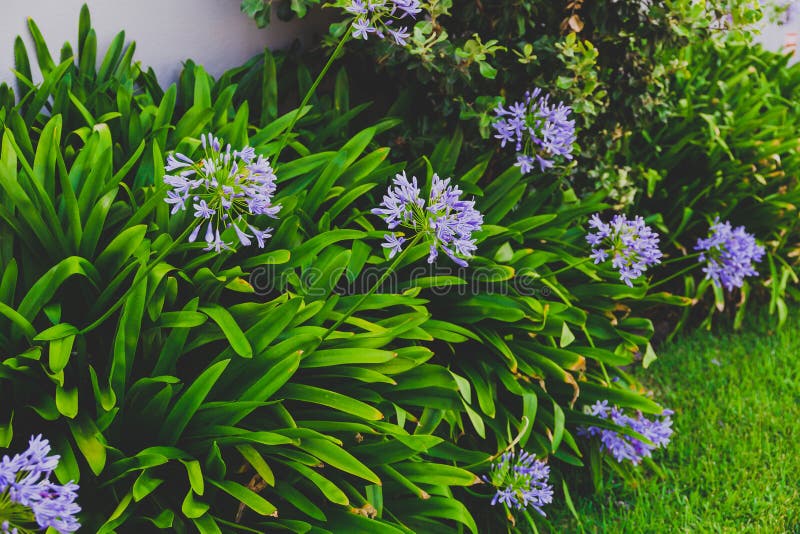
<box><xmin>345</xmin><ymin>0</ymin><xmax>424</xmax><ymax>46</ymax></box>
<box><xmin>484</xmin><ymin>450</ymin><xmax>553</xmax><ymax>516</ymax></box>
<box><xmin>582</xmin><ymin>401</ymin><xmax>674</xmax><ymax>466</ymax></box>
<box><xmin>164</xmin><ymin>133</ymin><xmax>280</xmax><ymax>253</ymax></box>
<box><xmin>0</xmin><ymin>435</ymin><xmax>80</xmax><ymax>533</ymax></box>
<box><xmin>372</xmin><ymin>172</ymin><xmax>483</xmax><ymax>267</ymax></box>
<box><xmin>492</xmin><ymin>88</ymin><xmax>576</xmax><ymax>174</ymax></box>
<box><xmin>586</xmin><ymin>213</ymin><xmax>663</xmax><ymax>286</ymax></box>
<box><xmin>695</xmin><ymin>218</ymin><xmax>765</xmax><ymax>291</ymax></box>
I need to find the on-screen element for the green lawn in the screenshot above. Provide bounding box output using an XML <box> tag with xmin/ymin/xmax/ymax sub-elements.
<box><xmin>551</xmin><ymin>313</ymin><xmax>800</xmax><ymax>533</ymax></box>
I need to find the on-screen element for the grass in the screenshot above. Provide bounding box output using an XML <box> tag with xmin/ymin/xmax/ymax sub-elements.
<box><xmin>550</xmin><ymin>312</ymin><xmax>800</xmax><ymax>533</ymax></box>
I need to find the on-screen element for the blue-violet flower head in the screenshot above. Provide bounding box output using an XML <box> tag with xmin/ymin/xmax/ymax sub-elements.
<box><xmin>343</xmin><ymin>0</ymin><xmax>425</xmax><ymax>46</ymax></box>
<box><xmin>586</xmin><ymin>213</ymin><xmax>663</xmax><ymax>286</ymax></box>
<box><xmin>581</xmin><ymin>401</ymin><xmax>674</xmax><ymax>466</ymax></box>
<box><xmin>163</xmin><ymin>133</ymin><xmax>280</xmax><ymax>252</ymax></box>
<box><xmin>484</xmin><ymin>450</ymin><xmax>553</xmax><ymax>516</ymax></box>
<box><xmin>695</xmin><ymin>218</ymin><xmax>764</xmax><ymax>291</ymax></box>
<box><xmin>372</xmin><ymin>172</ymin><xmax>483</xmax><ymax>267</ymax></box>
<box><xmin>492</xmin><ymin>88</ymin><xmax>576</xmax><ymax>174</ymax></box>
<box><xmin>0</xmin><ymin>435</ymin><xmax>80</xmax><ymax>533</ymax></box>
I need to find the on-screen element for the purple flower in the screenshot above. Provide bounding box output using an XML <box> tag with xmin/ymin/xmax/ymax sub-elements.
<box><xmin>695</xmin><ymin>218</ymin><xmax>764</xmax><ymax>291</ymax></box>
<box><xmin>514</xmin><ymin>154</ymin><xmax>535</xmax><ymax>175</ymax></box>
<box><xmin>382</xmin><ymin>233</ymin><xmax>405</xmax><ymax>258</ymax></box>
<box><xmin>484</xmin><ymin>450</ymin><xmax>553</xmax><ymax>516</ymax></box>
<box><xmin>392</xmin><ymin>0</ymin><xmax>422</xmax><ymax>17</ymax></box>
<box><xmin>163</xmin><ymin>133</ymin><xmax>280</xmax><ymax>252</ymax></box>
<box><xmin>372</xmin><ymin>172</ymin><xmax>483</xmax><ymax>266</ymax></box>
<box><xmin>387</xmin><ymin>26</ymin><xmax>411</xmax><ymax>46</ymax></box>
<box><xmin>492</xmin><ymin>88</ymin><xmax>576</xmax><ymax>174</ymax></box>
<box><xmin>581</xmin><ymin>401</ymin><xmax>674</xmax><ymax>466</ymax></box>
<box><xmin>586</xmin><ymin>213</ymin><xmax>663</xmax><ymax>286</ymax></box>
<box><xmin>0</xmin><ymin>436</ymin><xmax>80</xmax><ymax>533</ymax></box>
<box><xmin>345</xmin><ymin>0</ymin><xmax>368</xmax><ymax>14</ymax></box>
<box><xmin>344</xmin><ymin>0</ymin><xmax>425</xmax><ymax>46</ymax></box>
<box><xmin>352</xmin><ymin>18</ymin><xmax>375</xmax><ymax>39</ymax></box>
<box><xmin>165</xmin><ymin>190</ymin><xmax>187</xmax><ymax>215</ymax></box>
<box><xmin>193</xmin><ymin>199</ymin><xmax>215</xmax><ymax>219</ymax></box>
<box><xmin>165</xmin><ymin>153</ymin><xmax>195</xmax><ymax>172</ymax></box>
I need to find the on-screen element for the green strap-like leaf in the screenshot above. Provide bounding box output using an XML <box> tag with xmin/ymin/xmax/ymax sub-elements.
<box><xmin>200</xmin><ymin>304</ymin><xmax>253</xmax><ymax>358</ymax></box>
<box><xmin>299</xmin><ymin>438</ymin><xmax>381</xmax><ymax>485</ymax></box>
<box><xmin>159</xmin><ymin>359</ymin><xmax>231</xmax><ymax>444</ymax></box>
<box><xmin>208</xmin><ymin>479</ymin><xmax>276</xmax><ymax>516</ymax></box>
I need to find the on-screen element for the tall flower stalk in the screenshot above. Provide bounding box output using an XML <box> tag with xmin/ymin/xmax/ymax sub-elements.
<box><xmin>84</xmin><ymin>134</ymin><xmax>280</xmax><ymax>333</ymax></box>
<box><xmin>271</xmin><ymin>30</ymin><xmax>352</xmax><ymax>165</ymax></box>
<box><xmin>272</xmin><ymin>0</ymin><xmax>426</xmax><ymax>165</ymax></box>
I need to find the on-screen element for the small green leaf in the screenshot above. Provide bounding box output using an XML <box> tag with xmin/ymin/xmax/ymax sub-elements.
<box><xmin>180</xmin><ymin>459</ymin><xmax>205</xmax><ymax>496</ymax></box>
<box><xmin>209</xmin><ymin>479</ymin><xmax>277</xmax><ymax>516</ymax></box>
<box><xmin>68</xmin><ymin>416</ymin><xmax>106</xmax><ymax>475</ymax></box>
<box><xmin>236</xmin><ymin>445</ymin><xmax>275</xmax><ymax>487</ymax></box>
<box><xmin>643</xmin><ymin>342</ymin><xmax>658</xmax><ymax>369</ymax></box>
<box><xmin>280</xmin><ymin>384</ymin><xmax>383</xmax><ymax>421</ymax></box>
<box><xmin>560</xmin><ymin>322</ymin><xmax>576</xmax><ymax>348</ymax></box>
<box><xmin>200</xmin><ymin>305</ymin><xmax>252</xmax><ymax>358</ymax></box>
<box><xmin>133</xmin><ymin>470</ymin><xmax>164</xmax><ymax>502</ymax></box>
<box><xmin>300</xmin><ymin>438</ymin><xmax>380</xmax><ymax>484</ymax></box>
<box><xmin>55</xmin><ymin>385</ymin><xmax>78</xmax><ymax>419</ymax></box>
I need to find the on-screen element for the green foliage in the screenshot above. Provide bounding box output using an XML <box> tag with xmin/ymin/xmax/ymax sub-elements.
<box><xmin>241</xmin><ymin>0</ymin><xmax>321</xmax><ymax>28</ymax></box>
<box><xmin>0</xmin><ymin>7</ymin><xmax>677</xmax><ymax>532</ymax></box>
<box><xmin>618</xmin><ymin>40</ymin><xmax>800</xmax><ymax>329</ymax></box>
<box><xmin>247</xmin><ymin>0</ymin><xmax>795</xmax><ymax>330</ymax></box>
<box><xmin>248</xmin><ymin>0</ymin><xmax>761</xmax><ymax>166</ymax></box>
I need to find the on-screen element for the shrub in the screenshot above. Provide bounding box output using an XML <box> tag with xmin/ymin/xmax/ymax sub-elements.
<box><xmin>616</xmin><ymin>40</ymin><xmax>800</xmax><ymax>330</ymax></box>
<box><xmin>0</xmin><ymin>6</ymin><xmax>678</xmax><ymax>532</ymax></box>
<box><xmin>239</xmin><ymin>0</ymin><xmax>763</xmax><ymax>168</ymax></box>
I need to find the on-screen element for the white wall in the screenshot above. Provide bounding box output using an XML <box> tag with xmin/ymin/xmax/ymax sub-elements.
<box><xmin>0</xmin><ymin>0</ymin><xmax>328</xmax><ymax>87</ymax></box>
<box><xmin>757</xmin><ymin>18</ymin><xmax>800</xmax><ymax>61</ymax></box>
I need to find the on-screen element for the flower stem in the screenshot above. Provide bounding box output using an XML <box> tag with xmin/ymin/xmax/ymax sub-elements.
<box><xmin>537</xmin><ymin>257</ymin><xmax>592</xmax><ymax>279</ymax></box>
<box><xmin>80</xmin><ymin>221</ymin><xmax>199</xmax><ymax>334</ymax></box>
<box><xmin>661</xmin><ymin>251</ymin><xmax>701</xmax><ymax>265</ymax></box>
<box><xmin>321</xmin><ymin>233</ymin><xmax>423</xmax><ymax>340</ymax></box>
<box><xmin>272</xmin><ymin>25</ymin><xmax>353</xmax><ymax>166</ymax></box>
<box><xmin>649</xmin><ymin>262</ymin><xmax>699</xmax><ymax>290</ymax></box>
<box><xmin>463</xmin><ymin>416</ymin><xmax>531</xmax><ymax>469</ymax></box>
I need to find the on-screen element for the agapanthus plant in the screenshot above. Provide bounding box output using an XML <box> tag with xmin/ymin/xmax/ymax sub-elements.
<box><xmin>492</xmin><ymin>88</ymin><xmax>576</xmax><ymax>174</ymax></box>
<box><xmin>484</xmin><ymin>450</ymin><xmax>553</xmax><ymax>516</ymax></box>
<box><xmin>0</xmin><ymin>435</ymin><xmax>80</xmax><ymax>533</ymax></box>
<box><xmin>581</xmin><ymin>400</ymin><xmax>673</xmax><ymax>465</ymax></box>
<box><xmin>586</xmin><ymin>213</ymin><xmax>663</xmax><ymax>286</ymax></box>
<box><xmin>372</xmin><ymin>172</ymin><xmax>483</xmax><ymax>267</ymax></box>
<box><xmin>164</xmin><ymin>133</ymin><xmax>280</xmax><ymax>252</ymax></box>
<box><xmin>695</xmin><ymin>218</ymin><xmax>764</xmax><ymax>291</ymax></box>
<box><xmin>343</xmin><ymin>0</ymin><xmax>423</xmax><ymax>45</ymax></box>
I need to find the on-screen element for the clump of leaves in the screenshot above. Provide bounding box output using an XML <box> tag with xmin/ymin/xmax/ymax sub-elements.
<box><xmin>0</xmin><ymin>7</ymin><xmax>679</xmax><ymax>533</ymax></box>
